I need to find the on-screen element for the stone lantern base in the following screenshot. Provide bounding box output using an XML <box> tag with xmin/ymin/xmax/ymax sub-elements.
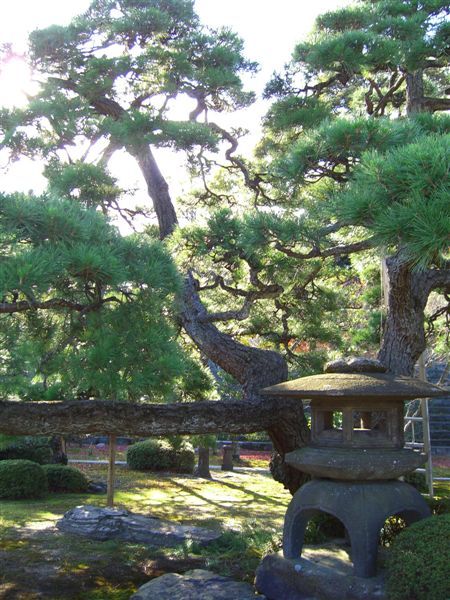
<box><xmin>283</xmin><ymin>479</ymin><xmax>430</xmax><ymax>578</ymax></box>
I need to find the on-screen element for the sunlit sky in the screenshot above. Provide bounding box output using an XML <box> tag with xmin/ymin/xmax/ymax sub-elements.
<box><xmin>0</xmin><ymin>0</ymin><xmax>348</xmax><ymax>205</ymax></box>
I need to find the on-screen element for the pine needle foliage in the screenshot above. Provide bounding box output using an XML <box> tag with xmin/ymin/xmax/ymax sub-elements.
<box><xmin>0</xmin><ymin>194</ymin><xmax>209</xmax><ymax>401</ymax></box>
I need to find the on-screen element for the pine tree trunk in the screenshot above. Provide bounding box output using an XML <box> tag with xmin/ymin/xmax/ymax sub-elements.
<box><xmin>378</xmin><ymin>255</ymin><xmax>450</xmax><ymax>375</ymax></box>
<box><xmin>131</xmin><ymin>145</ymin><xmax>178</xmax><ymax>239</ymax></box>
<box><xmin>0</xmin><ymin>397</ymin><xmax>306</xmax><ymax>437</ymax></box>
<box><xmin>49</xmin><ymin>435</ymin><xmax>67</xmax><ymax>464</ymax></box>
<box><xmin>406</xmin><ymin>70</ymin><xmax>425</xmax><ymax>115</ymax></box>
<box><xmin>126</xmin><ymin>138</ymin><xmax>312</xmax><ymax>492</ymax></box>
<box><xmin>181</xmin><ymin>273</ymin><xmax>310</xmax><ymax>491</ymax></box>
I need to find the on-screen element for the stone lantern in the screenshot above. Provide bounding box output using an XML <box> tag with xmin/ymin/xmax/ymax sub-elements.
<box><xmin>262</xmin><ymin>359</ymin><xmax>446</xmax><ymax>578</ymax></box>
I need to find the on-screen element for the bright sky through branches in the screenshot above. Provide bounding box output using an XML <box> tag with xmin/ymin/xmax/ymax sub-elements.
<box><xmin>0</xmin><ymin>0</ymin><xmax>348</xmax><ymax>201</ymax></box>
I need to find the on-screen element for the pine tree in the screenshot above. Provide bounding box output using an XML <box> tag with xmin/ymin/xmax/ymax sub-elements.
<box><xmin>257</xmin><ymin>0</ymin><xmax>450</xmax><ymax>374</ymax></box>
<box><xmin>0</xmin><ymin>0</ymin><xmax>448</xmax><ymax>494</ymax></box>
<box><xmin>0</xmin><ymin>193</ymin><xmax>209</xmax><ymax>402</ymax></box>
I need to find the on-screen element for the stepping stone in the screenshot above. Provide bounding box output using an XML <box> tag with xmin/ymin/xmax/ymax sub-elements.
<box><xmin>56</xmin><ymin>505</ymin><xmax>221</xmax><ymax>547</ymax></box>
<box><xmin>131</xmin><ymin>569</ymin><xmax>265</xmax><ymax>599</ymax></box>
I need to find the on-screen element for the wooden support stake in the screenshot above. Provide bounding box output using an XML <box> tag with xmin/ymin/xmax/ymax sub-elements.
<box><xmin>107</xmin><ymin>434</ymin><xmax>117</xmax><ymax>507</ymax></box>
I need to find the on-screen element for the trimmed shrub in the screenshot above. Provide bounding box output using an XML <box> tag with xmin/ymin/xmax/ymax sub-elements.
<box><xmin>0</xmin><ymin>460</ymin><xmax>48</xmax><ymax>499</ymax></box>
<box><xmin>0</xmin><ymin>438</ymin><xmax>53</xmax><ymax>465</ymax></box>
<box><xmin>42</xmin><ymin>465</ymin><xmax>89</xmax><ymax>493</ymax></box>
<box><xmin>403</xmin><ymin>470</ymin><xmax>427</xmax><ymax>493</ymax></box>
<box><xmin>386</xmin><ymin>514</ymin><xmax>450</xmax><ymax>600</ymax></box>
<box><xmin>426</xmin><ymin>494</ymin><xmax>450</xmax><ymax>516</ymax></box>
<box><xmin>127</xmin><ymin>438</ymin><xmax>195</xmax><ymax>473</ymax></box>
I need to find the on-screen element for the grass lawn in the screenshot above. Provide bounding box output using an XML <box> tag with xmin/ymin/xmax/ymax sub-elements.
<box><xmin>0</xmin><ymin>466</ymin><xmax>289</xmax><ymax>599</ymax></box>
<box><xmin>1</xmin><ymin>460</ymin><xmax>449</xmax><ymax>600</ymax></box>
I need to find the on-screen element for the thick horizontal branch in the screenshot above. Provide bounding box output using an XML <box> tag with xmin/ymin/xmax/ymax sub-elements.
<box><xmin>0</xmin><ymin>397</ymin><xmax>302</xmax><ymax>437</ymax></box>
<box><xmin>200</xmin><ymin>298</ymin><xmax>253</xmax><ymax>322</ymax></box>
<box><xmin>424</xmin><ymin>266</ymin><xmax>450</xmax><ymax>294</ymax></box>
<box><xmin>423</xmin><ymin>96</ymin><xmax>450</xmax><ymax>112</ymax></box>
<box><xmin>203</xmin><ymin>275</ymin><xmax>283</xmax><ymax>302</ymax></box>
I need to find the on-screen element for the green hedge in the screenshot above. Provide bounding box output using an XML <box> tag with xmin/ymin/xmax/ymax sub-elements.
<box><xmin>386</xmin><ymin>514</ymin><xmax>450</xmax><ymax>600</ymax></box>
<box><xmin>127</xmin><ymin>438</ymin><xmax>195</xmax><ymax>473</ymax></box>
<box><xmin>0</xmin><ymin>438</ymin><xmax>53</xmax><ymax>465</ymax></box>
<box><xmin>403</xmin><ymin>470</ymin><xmax>427</xmax><ymax>493</ymax></box>
<box><xmin>0</xmin><ymin>460</ymin><xmax>48</xmax><ymax>499</ymax></box>
<box><xmin>42</xmin><ymin>464</ymin><xmax>89</xmax><ymax>493</ymax></box>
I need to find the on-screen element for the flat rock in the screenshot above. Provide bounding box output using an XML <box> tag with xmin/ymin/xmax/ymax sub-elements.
<box><xmin>131</xmin><ymin>569</ymin><xmax>265</xmax><ymax>599</ymax></box>
<box><xmin>56</xmin><ymin>505</ymin><xmax>221</xmax><ymax>547</ymax></box>
<box><xmin>255</xmin><ymin>547</ymin><xmax>386</xmax><ymax>600</ymax></box>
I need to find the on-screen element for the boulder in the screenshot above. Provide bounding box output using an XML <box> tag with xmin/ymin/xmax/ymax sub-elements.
<box><xmin>86</xmin><ymin>481</ymin><xmax>107</xmax><ymax>494</ymax></box>
<box><xmin>255</xmin><ymin>549</ymin><xmax>386</xmax><ymax>600</ymax></box>
<box><xmin>56</xmin><ymin>505</ymin><xmax>221</xmax><ymax>547</ymax></box>
<box><xmin>131</xmin><ymin>569</ymin><xmax>264</xmax><ymax>600</ymax></box>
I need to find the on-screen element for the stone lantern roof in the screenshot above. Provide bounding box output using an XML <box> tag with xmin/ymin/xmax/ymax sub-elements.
<box><xmin>262</xmin><ymin>372</ymin><xmax>445</xmax><ymax>401</ymax></box>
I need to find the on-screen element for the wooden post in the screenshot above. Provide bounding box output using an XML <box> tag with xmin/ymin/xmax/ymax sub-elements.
<box><xmin>107</xmin><ymin>434</ymin><xmax>117</xmax><ymax>507</ymax></box>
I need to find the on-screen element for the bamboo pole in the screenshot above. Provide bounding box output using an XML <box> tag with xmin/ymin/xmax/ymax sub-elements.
<box><xmin>106</xmin><ymin>434</ymin><xmax>117</xmax><ymax>507</ymax></box>
<box><xmin>418</xmin><ymin>355</ymin><xmax>434</xmax><ymax>499</ymax></box>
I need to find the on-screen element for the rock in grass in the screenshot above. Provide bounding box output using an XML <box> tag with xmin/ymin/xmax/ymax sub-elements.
<box><xmin>255</xmin><ymin>551</ymin><xmax>386</xmax><ymax>600</ymax></box>
<box><xmin>131</xmin><ymin>569</ymin><xmax>265</xmax><ymax>599</ymax></box>
<box><xmin>56</xmin><ymin>505</ymin><xmax>221</xmax><ymax>547</ymax></box>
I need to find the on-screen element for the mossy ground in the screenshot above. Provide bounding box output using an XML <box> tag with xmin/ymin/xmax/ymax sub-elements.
<box><xmin>0</xmin><ymin>466</ymin><xmax>289</xmax><ymax>599</ymax></box>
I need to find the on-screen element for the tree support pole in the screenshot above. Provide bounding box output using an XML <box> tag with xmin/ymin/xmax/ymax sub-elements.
<box><xmin>107</xmin><ymin>434</ymin><xmax>117</xmax><ymax>508</ymax></box>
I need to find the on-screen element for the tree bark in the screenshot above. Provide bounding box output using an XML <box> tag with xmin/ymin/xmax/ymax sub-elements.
<box><xmin>181</xmin><ymin>272</ymin><xmax>310</xmax><ymax>491</ymax></box>
<box><xmin>0</xmin><ymin>397</ymin><xmax>305</xmax><ymax>437</ymax></box>
<box><xmin>406</xmin><ymin>70</ymin><xmax>425</xmax><ymax>115</ymax></box>
<box><xmin>0</xmin><ymin>398</ymin><xmax>309</xmax><ymax>490</ymax></box>
<box><xmin>131</xmin><ymin>145</ymin><xmax>178</xmax><ymax>239</ymax></box>
<box><xmin>378</xmin><ymin>70</ymin><xmax>450</xmax><ymax>376</ymax></box>
<box><xmin>378</xmin><ymin>255</ymin><xmax>450</xmax><ymax>375</ymax></box>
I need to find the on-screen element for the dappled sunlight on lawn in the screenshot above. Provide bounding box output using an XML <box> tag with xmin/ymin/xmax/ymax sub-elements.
<box><xmin>113</xmin><ymin>469</ymin><xmax>290</xmax><ymax>530</ymax></box>
<box><xmin>0</xmin><ymin>466</ymin><xmax>290</xmax><ymax>533</ymax></box>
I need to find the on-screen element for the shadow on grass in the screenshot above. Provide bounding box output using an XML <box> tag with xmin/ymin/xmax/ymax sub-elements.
<box><xmin>0</xmin><ymin>467</ymin><xmax>290</xmax><ymax>598</ymax></box>
<box><xmin>0</xmin><ymin>523</ymin><xmax>157</xmax><ymax>599</ymax></box>
<box><xmin>214</xmin><ymin>476</ymin><xmax>287</xmax><ymax>506</ymax></box>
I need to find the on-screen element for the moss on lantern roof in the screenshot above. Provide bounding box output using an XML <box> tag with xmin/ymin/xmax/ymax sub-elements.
<box><xmin>261</xmin><ymin>373</ymin><xmax>446</xmax><ymax>401</ymax></box>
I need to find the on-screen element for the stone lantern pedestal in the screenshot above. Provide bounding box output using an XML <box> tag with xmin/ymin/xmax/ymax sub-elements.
<box><xmin>262</xmin><ymin>360</ymin><xmax>446</xmax><ymax>579</ymax></box>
